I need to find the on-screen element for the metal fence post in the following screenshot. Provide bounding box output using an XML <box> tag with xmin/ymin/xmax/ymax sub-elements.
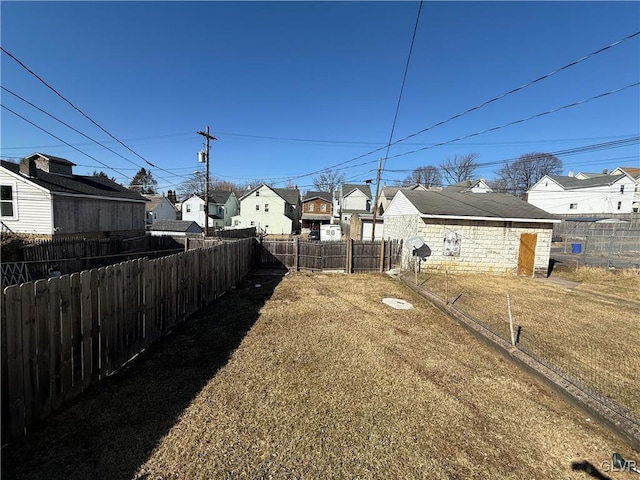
<box><xmin>507</xmin><ymin>294</ymin><xmax>516</xmax><ymax>347</ymax></box>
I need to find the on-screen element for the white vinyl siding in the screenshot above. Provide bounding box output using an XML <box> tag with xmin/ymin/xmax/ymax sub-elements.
<box><xmin>0</xmin><ymin>169</ymin><xmax>53</xmax><ymax>234</ymax></box>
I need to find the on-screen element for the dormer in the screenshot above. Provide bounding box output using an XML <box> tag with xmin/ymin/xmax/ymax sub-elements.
<box><xmin>20</xmin><ymin>152</ymin><xmax>76</xmax><ymax>177</ymax></box>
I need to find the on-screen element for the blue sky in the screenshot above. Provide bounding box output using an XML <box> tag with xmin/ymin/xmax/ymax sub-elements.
<box><xmin>1</xmin><ymin>1</ymin><xmax>638</xmax><ymax>195</ymax></box>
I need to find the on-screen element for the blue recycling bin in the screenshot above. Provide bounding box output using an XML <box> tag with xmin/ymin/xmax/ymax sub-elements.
<box><xmin>571</xmin><ymin>243</ymin><xmax>582</xmax><ymax>254</ymax></box>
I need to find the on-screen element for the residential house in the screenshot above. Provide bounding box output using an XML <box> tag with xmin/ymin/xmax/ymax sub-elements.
<box><xmin>336</xmin><ymin>183</ymin><xmax>372</xmax><ymax>236</ymax></box>
<box><xmin>527</xmin><ymin>171</ymin><xmax>638</xmax><ymax>215</ymax></box>
<box><xmin>148</xmin><ymin>219</ymin><xmax>202</xmax><ymax>237</ymax></box>
<box><xmin>144</xmin><ymin>194</ymin><xmax>178</xmax><ymax>225</ymax></box>
<box><xmin>231</xmin><ymin>184</ymin><xmax>301</xmax><ymax>235</ymax></box>
<box><xmin>181</xmin><ymin>190</ymin><xmax>239</xmax><ymax>229</ymax></box>
<box><xmin>610</xmin><ymin>166</ymin><xmax>640</xmax><ymax>213</ymax></box>
<box><xmin>0</xmin><ymin>153</ymin><xmax>146</xmax><ymax>237</ymax></box>
<box><xmin>377</xmin><ymin>184</ymin><xmax>429</xmax><ymax>215</ymax></box>
<box><xmin>383</xmin><ymin>190</ymin><xmax>560</xmax><ymax>276</ymax></box>
<box><xmin>301</xmin><ymin>191</ymin><xmax>333</xmax><ymax>233</ymax></box>
<box><xmin>443</xmin><ymin>178</ymin><xmax>493</xmax><ymax>194</ymax></box>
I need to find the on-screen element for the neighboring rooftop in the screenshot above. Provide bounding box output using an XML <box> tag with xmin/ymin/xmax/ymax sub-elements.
<box><xmin>303</xmin><ymin>191</ymin><xmax>332</xmax><ymax>202</ymax></box>
<box><xmin>399</xmin><ymin>190</ymin><xmax>559</xmax><ymax>222</ymax></box>
<box><xmin>149</xmin><ymin>220</ymin><xmax>202</xmax><ymax>232</ymax></box>
<box><xmin>1</xmin><ymin>158</ymin><xmax>146</xmax><ymax>202</ymax></box>
<box><xmin>546</xmin><ymin>174</ymin><xmax>625</xmax><ymax>189</ymax></box>
<box><xmin>341</xmin><ymin>183</ymin><xmax>372</xmax><ymax>198</ymax></box>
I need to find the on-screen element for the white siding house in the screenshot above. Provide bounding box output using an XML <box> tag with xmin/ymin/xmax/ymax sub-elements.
<box><xmin>527</xmin><ymin>173</ymin><xmax>638</xmax><ymax>215</ymax></box>
<box><xmin>232</xmin><ymin>184</ymin><xmax>301</xmax><ymax>235</ymax></box>
<box><xmin>181</xmin><ymin>191</ymin><xmax>239</xmax><ymax>229</ymax></box>
<box><xmin>337</xmin><ymin>183</ymin><xmax>372</xmax><ymax>236</ymax></box>
<box><xmin>1</xmin><ymin>154</ymin><xmax>147</xmax><ymax>237</ymax></box>
<box><xmin>384</xmin><ymin>190</ymin><xmax>560</xmax><ymax>276</ymax></box>
<box><xmin>144</xmin><ymin>195</ymin><xmax>178</xmax><ymax>225</ymax></box>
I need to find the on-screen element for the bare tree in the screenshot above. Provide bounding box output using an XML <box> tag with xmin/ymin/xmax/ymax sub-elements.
<box><xmin>313</xmin><ymin>169</ymin><xmax>345</xmax><ymax>194</ymax></box>
<box><xmin>494</xmin><ymin>152</ymin><xmax>562</xmax><ymax>197</ymax></box>
<box><xmin>440</xmin><ymin>153</ymin><xmax>479</xmax><ymax>184</ymax></box>
<box><xmin>177</xmin><ymin>171</ymin><xmax>211</xmax><ymax>200</ymax></box>
<box><xmin>402</xmin><ymin>165</ymin><xmax>442</xmax><ymax>188</ymax></box>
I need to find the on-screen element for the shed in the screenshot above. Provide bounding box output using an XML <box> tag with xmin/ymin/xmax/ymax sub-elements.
<box><xmin>383</xmin><ymin>190</ymin><xmax>560</xmax><ymax>276</ymax></box>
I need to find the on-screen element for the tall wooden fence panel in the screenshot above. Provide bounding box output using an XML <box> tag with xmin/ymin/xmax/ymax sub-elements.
<box><xmin>1</xmin><ymin>238</ymin><xmax>254</xmax><ymax>445</ymax></box>
<box><xmin>259</xmin><ymin>239</ymin><xmax>402</xmax><ymax>272</ymax></box>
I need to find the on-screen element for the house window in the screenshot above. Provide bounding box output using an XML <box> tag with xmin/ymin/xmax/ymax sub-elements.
<box><xmin>265</xmin><ymin>204</ymin><xmax>269</xmax><ymax>212</ymax></box>
<box><xmin>250</xmin><ymin>221</ymin><xmax>255</xmax><ymax>226</ymax></box>
<box><xmin>321</xmin><ymin>204</ymin><xmax>326</xmax><ymax>212</ymax></box>
<box><xmin>569</xmin><ymin>203</ymin><xmax>577</xmax><ymax>210</ymax></box>
<box><xmin>234</xmin><ymin>219</ymin><xmax>239</xmax><ymax>226</ymax></box>
<box><xmin>308</xmin><ymin>204</ymin><xmax>314</xmax><ymax>212</ymax></box>
<box><xmin>219</xmin><ymin>207</ymin><xmax>224</xmax><ymax>214</ymax></box>
<box><xmin>256</xmin><ymin>191</ymin><xmax>260</xmax><ymax>197</ymax></box>
<box><xmin>1</xmin><ymin>185</ymin><xmax>16</xmax><ymax>218</ymax></box>
<box><xmin>617</xmin><ymin>201</ymin><xmax>622</xmax><ymax>210</ymax></box>
<box><xmin>186</xmin><ymin>204</ymin><xmax>191</xmax><ymax>213</ymax></box>
<box><xmin>256</xmin><ymin>204</ymin><xmax>260</xmax><ymax>211</ymax></box>
<box><xmin>620</xmin><ymin>185</ymin><xmax>625</xmax><ymax>194</ymax></box>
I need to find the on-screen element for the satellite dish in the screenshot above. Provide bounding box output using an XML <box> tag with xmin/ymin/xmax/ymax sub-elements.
<box><xmin>406</xmin><ymin>236</ymin><xmax>425</xmax><ymax>251</ymax></box>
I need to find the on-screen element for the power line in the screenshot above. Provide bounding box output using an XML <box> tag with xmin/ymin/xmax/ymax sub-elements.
<box><xmin>261</xmin><ymin>30</ymin><xmax>640</xmax><ymax>185</ymax></box>
<box><xmin>1</xmin><ymin>105</ymin><xmax>131</xmax><ymax>179</ymax></box>
<box><xmin>0</xmin><ymin>88</ymin><xmax>196</xmax><ymax>186</ymax></box>
<box><xmin>385</xmin><ymin>83</ymin><xmax>640</xmax><ymax>162</ymax></box>
<box><xmin>0</xmin><ymin>47</ymin><xmax>193</xmax><ymax>185</ymax></box>
<box><xmin>372</xmin><ymin>0</ymin><xmax>424</xmax><ymax>239</ymax></box>
<box><xmin>390</xmin><ymin>30</ymin><xmax>640</xmax><ymax>147</ymax></box>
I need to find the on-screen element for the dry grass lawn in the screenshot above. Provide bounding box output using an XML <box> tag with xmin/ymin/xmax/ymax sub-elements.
<box><xmin>412</xmin><ymin>266</ymin><xmax>640</xmax><ymax>417</ymax></box>
<box><xmin>2</xmin><ymin>271</ymin><xmax>638</xmax><ymax>479</ymax></box>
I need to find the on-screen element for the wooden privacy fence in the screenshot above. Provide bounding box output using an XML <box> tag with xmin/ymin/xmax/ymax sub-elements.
<box><xmin>1</xmin><ymin>238</ymin><xmax>254</xmax><ymax>444</ymax></box>
<box><xmin>258</xmin><ymin>238</ymin><xmax>402</xmax><ymax>272</ymax></box>
<box><xmin>16</xmin><ymin>236</ymin><xmax>183</xmax><ymax>280</ymax></box>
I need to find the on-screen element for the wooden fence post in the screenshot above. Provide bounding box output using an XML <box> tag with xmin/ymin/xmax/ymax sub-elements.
<box><xmin>379</xmin><ymin>238</ymin><xmax>385</xmax><ymax>272</ymax></box>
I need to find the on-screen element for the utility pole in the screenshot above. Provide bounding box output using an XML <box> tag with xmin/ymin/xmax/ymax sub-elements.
<box><xmin>197</xmin><ymin>126</ymin><xmax>217</xmax><ymax>237</ymax></box>
<box><xmin>370</xmin><ymin>158</ymin><xmax>383</xmax><ymax>241</ymax></box>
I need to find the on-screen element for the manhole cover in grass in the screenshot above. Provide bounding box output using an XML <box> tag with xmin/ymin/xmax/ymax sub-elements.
<box><xmin>382</xmin><ymin>298</ymin><xmax>413</xmax><ymax>310</ymax></box>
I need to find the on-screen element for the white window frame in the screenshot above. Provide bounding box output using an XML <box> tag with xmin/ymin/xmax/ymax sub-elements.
<box><xmin>569</xmin><ymin>203</ymin><xmax>577</xmax><ymax>210</ymax></box>
<box><xmin>265</xmin><ymin>204</ymin><xmax>269</xmax><ymax>212</ymax></box>
<box><xmin>1</xmin><ymin>183</ymin><xmax>18</xmax><ymax>219</ymax></box>
<box><xmin>321</xmin><ymin>204</ymin><xmax>327</xmax><ymax>212</ymax></box>
<box><xmin>308</xmin><ymin>204</ymin><xmax>314</xmax><ymax>212</ymax></box>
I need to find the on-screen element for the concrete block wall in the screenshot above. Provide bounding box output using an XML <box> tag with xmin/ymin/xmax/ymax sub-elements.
<box><xmin>385</xmin><ymin>216</ymin><xmax>553</xmax><ymax>275</ymax></box>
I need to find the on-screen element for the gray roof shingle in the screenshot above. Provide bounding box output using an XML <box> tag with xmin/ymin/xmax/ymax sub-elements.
<box><xmin>547</xmin><ymin>174</ymin><xmax>625</xmax><ymax>189</ymax></box>
<box><xmin>400</xmin><ymin>190</ymin><xmax>559</xmax><ymax>222</ymax></box>
<box><xmin>149</xmin><ymin>220</ymin><xmax>202</xmax><ymax>232</ymax></box>
<box><xmin>303</xmin><ymin>191</ymin><xmax>332</xmax><ymax>202</ymax></box>
<box><xmin>341</xmin><ymin>183</ymin><xmax>372</xmax><ymax>199</ymax></box>
<box><xmin>1</xmin><ymin>160</ymin><xmax>146</xmax><ymax>202</ymax></box>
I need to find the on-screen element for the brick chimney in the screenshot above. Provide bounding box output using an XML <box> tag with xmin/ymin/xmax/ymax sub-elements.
<box><xmin>602</xmin><ymin>168</ymin><xmax>608</xmax><ymax>175</ymax></box>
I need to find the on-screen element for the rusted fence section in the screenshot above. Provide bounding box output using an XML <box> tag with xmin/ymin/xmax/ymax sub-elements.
<box><xmin>258</xmin><ymin>238</ymin><xmax>402</xmax><ymax>272</ymax></box>
<box><xmin>1</xmin><ymin>238</ymin><xmax>254</xmax><ymax>445</ymax></box>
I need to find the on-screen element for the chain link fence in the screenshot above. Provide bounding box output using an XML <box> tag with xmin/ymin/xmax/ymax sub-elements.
<box><xmin>554</xmin><ymin>219</ymin><xmax>640</xmax><ymax>268</ymax></box>
<box><xmin>405</xmin><ymin>269</ymin><xmax>640</xmax><ymax>428</ymax></box>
